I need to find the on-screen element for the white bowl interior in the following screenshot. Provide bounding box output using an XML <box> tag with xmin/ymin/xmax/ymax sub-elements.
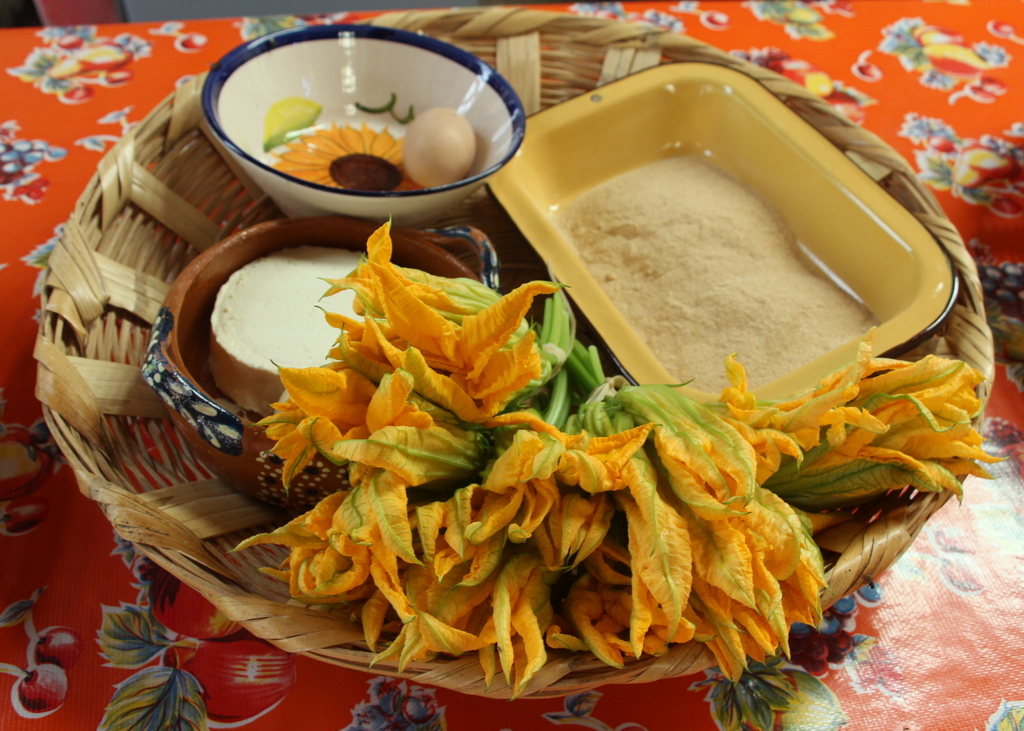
<box><xmin>216</xmin><ymin>35</ymin><xmax>516</xmax><ymax>178</ymax></box>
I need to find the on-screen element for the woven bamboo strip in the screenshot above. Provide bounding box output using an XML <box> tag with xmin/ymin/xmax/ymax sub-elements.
<box><xmin>34</xmin><ymin>8</ymin><xmax>994</xmax><ymax>699</ymax></box>
<box><xmin>93</xmin><ymin>252</ymin><xmax>168</xmax><ymax>323</ymax></box>
<box><xmin>598</xmin><ymin>44</ymin><xmax>659</xmax><ymax>85</ymax></box>
<box><xmin>35</xmin><ymin>338</ymin><xmax>107</xmax><ymax>448</ymax></box>
<box><xmin>495</xmin><ymin>32</ymin><xmax>542</xmax><ymax>114</ymax></box>
<box><xmin>41</xmin><ymin>286</ymin><xmax>87</xmax><ymax>344</ymax></box>
<box><xmin>50</xmin><ymin>217</ymin><xmax>109</xmax><ymax>325</ymax></box>
<box><xmin>131</xmin><ymin>162</ymin><xmax>220</xmax><ymax>250</ymax></box>
<box><xmin>66</xmin><ymin>357</ymin><xmax>167</xmax><ymax>418</ymax></box>
<box><xmin>137</xmin><ymin>480</ymin><xmax>282</xmax><ymax>539</ymax></box>
<box><xmin>166</xmin><ymin>74</ymin><xmax>205</xmax><ymax>149</ymax></box>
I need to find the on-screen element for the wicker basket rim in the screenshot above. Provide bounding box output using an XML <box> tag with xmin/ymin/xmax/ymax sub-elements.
<box><xmin>34</xmin><ymin>6</ymin><xmax>994</xmax><ymax>700</ymax></box>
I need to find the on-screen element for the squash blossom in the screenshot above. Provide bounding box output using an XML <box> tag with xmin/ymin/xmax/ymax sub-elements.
<box><xmin>712</xmin><ymin>336</ymin><xmax>999</xmax><ymax>510</ymax></box>
<box><xmin>552</xmin><ymin>395</ymin><xmax>825</xmax><ymax>680</ymax></box>
<box><xmin>238</xmin><ymin>225</ymin><xmax>995</xmax><ymax>693</ymax></box>
<box><xmin>256</xmin><ymin>220</ymin><xmax>560</xmax><ymax>487</ymax></box>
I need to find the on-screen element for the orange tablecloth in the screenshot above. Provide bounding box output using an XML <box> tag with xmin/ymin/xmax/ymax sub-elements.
<box><xmin>2</xmin><ymin>3</ymin><xmax>1024</xmax><ymax>729</ymax></box>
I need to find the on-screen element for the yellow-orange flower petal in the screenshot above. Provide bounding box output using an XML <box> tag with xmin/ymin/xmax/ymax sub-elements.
<box><xmin>280</xmin><ymin>366</ymin><xmax>377</xmax><ymax>428</ymax></box>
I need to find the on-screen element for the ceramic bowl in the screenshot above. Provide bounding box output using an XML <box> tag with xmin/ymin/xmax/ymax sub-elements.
<box><xmin>202</xmin><ymin>24</ymin><xmax>525</xmax><ymax>227</ymax></box>
<box><xmin>489</xmin><ymin>62</ymin><xmax>957</xmax><ymax>402</ymax></box>
<box><xmin>143</xmin><ymin>216</ymin><xmax>499</xmax><ymax>510</ymax></box>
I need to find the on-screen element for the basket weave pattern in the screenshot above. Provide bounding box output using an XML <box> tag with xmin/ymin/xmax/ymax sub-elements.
<box><xmin>35</xmin><ymin>8</ymin><xmax>994</xmax><ymax>699</ymax></box>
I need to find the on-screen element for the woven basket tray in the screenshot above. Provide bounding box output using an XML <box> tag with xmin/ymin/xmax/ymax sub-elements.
<box><xmin>35</xmin><ymin>8</ymin><xmax>994</xmax><ymax>700</ymax></box>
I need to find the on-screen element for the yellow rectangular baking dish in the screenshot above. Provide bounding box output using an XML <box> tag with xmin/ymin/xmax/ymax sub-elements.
<box><xmin>488</xmin><ymin>62</ymin><xmax>956</xmax><ymax>401</ymax></box>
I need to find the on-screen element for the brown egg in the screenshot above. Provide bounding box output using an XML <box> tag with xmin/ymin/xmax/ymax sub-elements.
<box><xmin>403</xmin><ymin>107</ymin><xmax>477</xmax><ymax>188</ymax></box>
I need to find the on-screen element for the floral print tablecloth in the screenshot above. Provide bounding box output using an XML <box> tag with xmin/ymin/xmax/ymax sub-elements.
<box><xmin>2</xmin><ymin>2</ymin><xmax>1024</xmax><ymax>729</ymax></box>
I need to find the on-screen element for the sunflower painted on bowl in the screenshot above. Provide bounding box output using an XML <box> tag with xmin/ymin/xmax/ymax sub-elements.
<box><xmin>266</xmin><ymin>100</ymin><xmax>423</xmax><ymax>195</ymax></box>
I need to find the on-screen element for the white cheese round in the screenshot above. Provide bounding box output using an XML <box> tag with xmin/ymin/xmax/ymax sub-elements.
<box><xmin>209</xmin><ymin>245</ymin><xmax>363</xmax><ymax>415</ymax></box>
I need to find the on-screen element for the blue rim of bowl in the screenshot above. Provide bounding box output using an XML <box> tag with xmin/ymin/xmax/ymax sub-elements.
<box><xmin>201</xmin><ymin>24</ymin><xmax>526</xmax><ymax>198</ymax></box>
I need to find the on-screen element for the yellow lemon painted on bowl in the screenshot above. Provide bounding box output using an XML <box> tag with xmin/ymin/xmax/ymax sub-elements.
<box><xmin>263</xmin><ymin>97</ymin><xmax>322</xmax><ymax>152</ymax></box>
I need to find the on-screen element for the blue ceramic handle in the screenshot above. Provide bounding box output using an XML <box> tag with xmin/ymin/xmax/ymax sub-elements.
<box><xmin>430</xmin><ymin>225</ymin><xmax>502</xmax><ymax>292</ymax></box>
<box><xmin>142</xmin><ymin>307</ymin><xmax>245</xmax><ymax>456</ymax></box>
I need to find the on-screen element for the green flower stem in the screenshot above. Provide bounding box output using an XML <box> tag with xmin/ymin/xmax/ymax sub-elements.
<box><xmin>537</xmin><ymin>290</ymin><xmax>574</xmax><ymax>379</ymax></box>
<box><xmin>539</xmin><ymin>297</ymin><xmax>555</xmax><ymax>346</ymax></box>
<box><xmin>542</xmin><ymin>367</ymin><xmax>571</xmax><ymax>431</ymax></box>
<box><xmin>566</xmin><ymin>340</ymin><xmax>603</xmax><ymax>395</ymax></box>
<box><xmin>586</xmin><ymin>344</ymin><xmax>604</xmax><ymax>383</ymax></box>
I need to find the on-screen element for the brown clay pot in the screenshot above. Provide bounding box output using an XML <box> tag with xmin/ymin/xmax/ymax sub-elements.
<box><xmin>143</xmin><ymin>216</ymin><xmax>495</xmax><ymax>511</ymax></box>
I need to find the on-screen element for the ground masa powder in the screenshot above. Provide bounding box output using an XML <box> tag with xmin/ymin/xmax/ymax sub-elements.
<box><xmin>552</xmin><ymin>155</ymin><xmax>878</xmax><ymax>393</ymax></box>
